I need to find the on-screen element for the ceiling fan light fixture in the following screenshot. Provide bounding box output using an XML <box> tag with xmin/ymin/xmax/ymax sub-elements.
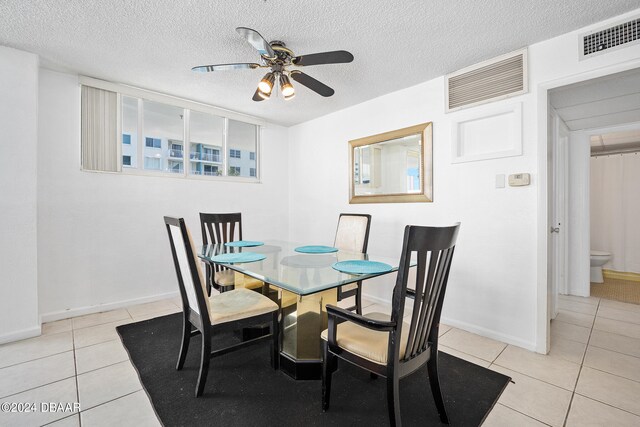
<box><xmin>257</xmin><ymin>88</ymin><xmax>270</xmax><ymax>99</ymax></box>
<box><xmin>283</xmin><ymin>91</ymin><xmax>295</xmax><ymax>101</ymax></box>
<box><xmin>258</xmin><ymin>72</ymin><xmax>275</xmax><ymax>95</ymax></box>
<box><xmin>280</xmin><ymin>74</ymin><xmax>295</xmax><ymax>98</ymax></box>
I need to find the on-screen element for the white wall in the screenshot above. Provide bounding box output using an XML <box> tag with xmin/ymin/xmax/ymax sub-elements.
<box><xmin>37</xmin><ymin>69</ymin><xmax>290</xmax><ymax>321</ymax></box>
<box><xmin>0</xmin><ymin>46</ymin><xmax>40</xmax><ymax>343</ymax></box>
<box><xmin>289</xmin><ymin>84</ymin><xmax>538</xmax><ymax>349</ymax></box>
<box><xmin>288</xmin><ymin>9</ymin><xmax>640</xmax><ymax>351</ymax></box>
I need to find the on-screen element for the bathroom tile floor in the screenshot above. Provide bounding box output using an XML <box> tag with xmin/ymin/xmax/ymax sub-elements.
<box><xmin>590</xmin><ymin>277</ymin><xmax>640</xmax><ymax>305</ymax></box>
<box><xmin>1</xmin><ymin>294</ymin><xmax>640</xmax><ymax>426</ymax></box>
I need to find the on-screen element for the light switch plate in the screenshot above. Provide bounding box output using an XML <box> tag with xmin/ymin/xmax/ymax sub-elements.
<box><xmin>509</xmin><ymin>173</ymin><xmax>530</xmax><ymax>186</ymax></box>
<box><xmin>495</xmin><ymin>174</ymin><xmax>505</xmax><ymax>188</ymax></box>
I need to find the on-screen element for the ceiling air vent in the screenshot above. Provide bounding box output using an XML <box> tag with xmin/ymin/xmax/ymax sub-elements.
<box><xmin>445</xmin><ymin>48</ymin><xmax>527</xmax><ymax>112</ymax></box>
<box><xmin>581</xmin><ymin>16</ymin><xmax>639</xmax><ymax>60</ymax></box>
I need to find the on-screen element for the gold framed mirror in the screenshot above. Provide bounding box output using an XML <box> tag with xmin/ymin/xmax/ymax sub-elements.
<box><xmin>349</xmin><ymin>122</ymin><xmax>433</xmax><ymax>204</ymax></box>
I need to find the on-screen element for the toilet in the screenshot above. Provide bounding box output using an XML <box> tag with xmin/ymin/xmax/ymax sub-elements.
<box><xmin>590</xmin><ymin>250</ymin><xmax>611</xmax><ymax>283</ymax></box>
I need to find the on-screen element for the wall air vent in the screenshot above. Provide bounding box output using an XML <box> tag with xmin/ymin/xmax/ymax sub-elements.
<box><xmin>581</xmin><ymin>16</ymin><xmax>639</xmax><ymax>60</ymax></box>
<box><xmin>445</xmin><ymin>48</ymin><xmax>527</xmax><ymax>112</ymax></box>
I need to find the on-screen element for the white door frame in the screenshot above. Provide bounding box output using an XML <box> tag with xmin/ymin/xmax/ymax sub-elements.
<box><xmin>535</xmin><ymin>59</ymin><xmax>640</xmax><ymax>354</ymax></box>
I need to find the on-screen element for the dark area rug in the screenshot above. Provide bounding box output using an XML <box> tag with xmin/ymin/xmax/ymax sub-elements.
<box><xmin>117</xmin><ymin>313</ymin><xmax>510</xmax><ymax>427</ymax></box>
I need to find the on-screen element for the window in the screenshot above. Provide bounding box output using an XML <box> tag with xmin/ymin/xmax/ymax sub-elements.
<box><xmin>145</xmin><ymin>137</ymin><xmax>161</xmax><ymax>148</ymax></box>
<box><xmin>83</xmin><ymin>82</ymin><xmax>260</xmax><ymax>180</ymax></box>
<box><xmin>121</xmin><ymin>96</ymin><xmax>138</xmax><ymax>169</ymax></box>
<box><xmin>202</xmin><ymin>147</ymin><xmax>220</xmax><ymax>162</ymax></box>
<box><xmin>189</xmin><ymin>110</ymin><xmax>224</xmax><ymax>176</ymax></box>
<box><xmin>144</xmin><ymin>157</ymin><xmax>161</xmax><ymax>170</ymax></box>
<box><xmin>203</xmin><ymin>165</ymin><xmax>219</xmax><ymax>176</ymax></box>
<box><xmin>168</xmin><ymin>160</ymin><xmax>183</xmax><ymax>174</ymax></box>
<box><xmin>143</xmin><ymin>101</ymin><xmax>183</xmax><ymax>173</ymax></box>
<box><xmin>228</xmin><ymin>120</ymin><xmax>258</xmax><ymax>178</ymax></box>
<box><xmin>169</xmin><ymin>142</ymin><xmax>183</xmax><ymax>158</ymax></box>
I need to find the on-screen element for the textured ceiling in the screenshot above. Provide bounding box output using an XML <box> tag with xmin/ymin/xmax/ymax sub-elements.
<box><xmin>1</xmin><ymin>1</ymin><xmax>639</xmax><ymax>126</ymax></box>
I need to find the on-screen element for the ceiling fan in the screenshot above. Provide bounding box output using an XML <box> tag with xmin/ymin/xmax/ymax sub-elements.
<box><xmin>192</xmin><ymin>27</ymin><xmax>354</xmax><ymax>102</ymax></box>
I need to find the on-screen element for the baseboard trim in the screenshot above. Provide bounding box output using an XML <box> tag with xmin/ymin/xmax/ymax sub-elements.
<box><xmin>362</xmin><ymin>293</ymin><xmax>537</xmax><ymax>352</ymax></box>
<box><xmin>603</xmin><ymin>269</ymin><xmax>640</xmax><ymax>283</ymax></box>
<box><xmin>439</xmin><ymin>316</ymin><xmax>537</xmax><ymax>352</ymax></box>
<box><xmin>40</xmin><ymin>291</ymin><xmax>180</xmax><ymax>323</ymax></box>
<box><xmin>0</xmin><ymin>325</ymin><xmax>42</xmax><ymax>345</ymax></box>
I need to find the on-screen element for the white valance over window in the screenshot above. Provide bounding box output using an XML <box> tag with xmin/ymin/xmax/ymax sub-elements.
<box><xmin>81</xmin><ymin>85</ymin><xmax>118</xmax><ymax>172</ymax></box>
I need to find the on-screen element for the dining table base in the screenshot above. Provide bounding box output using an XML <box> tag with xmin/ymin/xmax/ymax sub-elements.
<box><xmin>234</xmin><ymin>273</ymin><xmax>337</xmax><ymax>380</ymax></box>
<box><xmin>279</xmin><ymin>287</ymin><xmax>337</xmax><ymax>379</ymax></box>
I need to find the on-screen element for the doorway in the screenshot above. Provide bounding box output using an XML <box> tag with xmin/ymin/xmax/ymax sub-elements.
<box><xmin>538</xmin><ymin>67</ymin><xmax>640</xmax><ymax>351</ymax></box>
<box><xmin>546</xmin><ymin>67</ymin><xmax>640</xmax><ymax>330</ymax></box>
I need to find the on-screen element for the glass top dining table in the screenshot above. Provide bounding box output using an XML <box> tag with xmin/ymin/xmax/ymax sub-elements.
<box><xmin>198</xmin><ymin>240</ymin><xmax>402</xmax><ymax>296</ymax></box>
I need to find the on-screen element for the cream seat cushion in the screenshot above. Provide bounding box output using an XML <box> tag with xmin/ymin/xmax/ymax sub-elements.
<box><xmin>208</xmin><ymin>288</ymin><xmax>278</xmax><ymax>325</ymax></box>
<box><xmin>214</xmin><ymin>270</ymin><xmax>235</xmax><ymax>287</ymax></box>
<box><xmin>214</xmin><ymin>270</ymin><xmax>263</xmax><ymax>290</ymax></box>
<box><xmin>321</xmin><ymin>312</ymin><xmax>411</xmax><ymax>364</ymax></box>
<box><xmin>235</xmin><ymin>275</ymin><xmax>264</xmax><ymax>290</ymax></box>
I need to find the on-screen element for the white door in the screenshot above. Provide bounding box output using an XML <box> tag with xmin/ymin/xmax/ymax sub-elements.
<box><xmin>550</xmin><ymin>114</ymin><xmax>569</xmax><ymax>319</ymax></box>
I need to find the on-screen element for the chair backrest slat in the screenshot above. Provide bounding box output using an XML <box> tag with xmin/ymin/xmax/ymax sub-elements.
<box><xmin>391</xmin><ymin>223</ymin><xmax>460</xmax><ymax>364</ymax></box>
<box><xmin>204</xmin><ymin>223</ymin><xmax>214</xmax><ymax>245</ymax></box>
<box><xmin>417</xmin><ymin>249</ymin><xmax>450</xmax><ymax>352</ymax></box>
<box><xmin>405</xmin><ymin>250</ymin><xmax>428</xmax><ymax>357</ymax></box>
<box><xmin>229</xmin><ymin>221</ymin><xmax>236</xmax><ymax>244</ymax></box>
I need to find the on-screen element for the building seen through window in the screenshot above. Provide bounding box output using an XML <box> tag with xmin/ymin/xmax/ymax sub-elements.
<box><xmin>118</xmin><ymin>95</ymin><xmax>258</xmax><ymax>178</ymax></box>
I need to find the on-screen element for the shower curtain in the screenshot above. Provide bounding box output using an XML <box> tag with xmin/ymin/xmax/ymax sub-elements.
<box><xmin>590</xmin><ymin>153</ymin><xmax>640</xmax><ymax>274</ymax></box>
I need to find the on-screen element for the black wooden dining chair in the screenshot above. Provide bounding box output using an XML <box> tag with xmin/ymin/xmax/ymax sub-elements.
<box><xmin>333</xmin><ymin>213</ymin><xmax>371</xmax><ymax>314</ymax></box>
<box><xmin>322</xmin><ymin>223</ymin><xmax>460</xmax><ymax>426</ymax></box>
<box><xmin>199</xmin><ymin>212</ymin><xmax>264</xmax><ymax>295</ymax></box>
<box><xmin>164</xmin><ymin>216</ymin><xmax>279</xmax><ymax>397</ymax></box>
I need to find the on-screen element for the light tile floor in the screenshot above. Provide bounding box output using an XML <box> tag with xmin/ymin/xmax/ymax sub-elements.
<box><xmin>1</xmin><ymin>294</ymin><xmax>640</xmax><ymax>426</ymax></box>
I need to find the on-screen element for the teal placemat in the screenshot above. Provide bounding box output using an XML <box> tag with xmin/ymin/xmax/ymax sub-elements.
<box><xmin>224</xmin><ymin>240</ymin><xmax>264</xmax><ymax>248</ymax></box>
<box><xmin>295</xmin><ymin>245</ymin><xmax>338</xmax><ymax>254</ymax></box>
<box><xmin>332</xmin><ymin>260</ymin><xmax>393</xmax><ymax>275</ymax></box>
<box><xmin>211</xmin><ymin>252</ymin><xmax>266</xmax><ymax>264</ymax></box>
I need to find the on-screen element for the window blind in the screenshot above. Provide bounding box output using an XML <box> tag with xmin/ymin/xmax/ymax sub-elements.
<box><xmin>81</xmin><ymin>85</ymin><xmax>118</xmax><ymax>172</ymax></box>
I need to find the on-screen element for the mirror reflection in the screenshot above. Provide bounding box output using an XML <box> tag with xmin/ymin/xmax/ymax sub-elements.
<box><xmin>349</xmin><ymin>122</ymin><xmax>432</xmax><ymax>204</ymax></box>
<box><xmin>353</xmin><ymin>133</ymin><xmax>422</xmax><ymax>196</ymax></box>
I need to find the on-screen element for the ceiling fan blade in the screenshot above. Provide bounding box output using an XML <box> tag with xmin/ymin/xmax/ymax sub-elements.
<box><xmin>252</xmin><ymin>88</ymin><xmax>265</xmax><ymax>102</ymax></box>
<box><xmin>192</xmin><ymin>63</ymin><xmax>261</xmax><ymax>72</ymax></box>
<box><xmin>292</xmin><ymin>50</ymin><xmax>354</xmax><ymax>67</ymax></box>
<box><xmin>290</xmin><ymin>71</ymin><xmax>335</xmax><ymax>97</ymax></box>
<box><xmin>236</xmin><ymin>27</ymin><xmax>276</xmax><ymax>58</ymax></box>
